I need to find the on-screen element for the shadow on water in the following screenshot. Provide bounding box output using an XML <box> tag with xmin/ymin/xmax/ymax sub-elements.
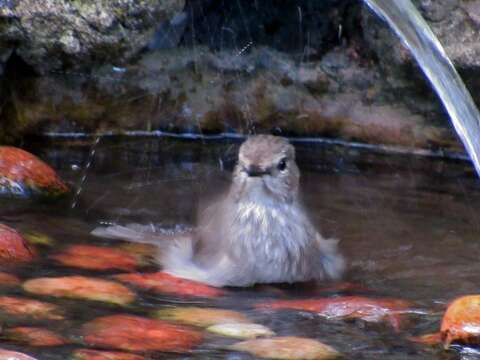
<box><xmin>0</xmin><ymin>136</ymin><xmax>479</xmax><ymax>359</ymax></box>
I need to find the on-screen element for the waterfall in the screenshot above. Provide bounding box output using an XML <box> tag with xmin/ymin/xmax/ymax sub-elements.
<box><xmin>364</xmin><ymin>0</ymin><xmax>480</xmax><ymax>177</ymax></box>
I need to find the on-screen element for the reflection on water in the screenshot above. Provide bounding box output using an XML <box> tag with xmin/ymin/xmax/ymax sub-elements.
<box><xmin>1</xmin><ymin>137</ymin><xmax>480</xmax><ymax>359</ymax></box>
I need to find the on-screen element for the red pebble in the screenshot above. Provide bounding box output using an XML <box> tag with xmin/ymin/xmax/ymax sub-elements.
<box><xmin>0</xmin><ymin>224</ymin><xmax>35</xmax><ymax>263</ymax></box>
<box><xmin>0</xmin><ymin>272</ymin><xmax>21</xmax><ymax>286</ymax></box>
<box><xmin>52</xmin><ymin>245</ymin><xmax>139</xmax><ymax>271</ymax></box>
<box><xmin>6</xmin><ymin>326</ymin><xmax>68</xmax><ymax>346</ymax></box>
<box><xmin>0</xmin><ymin>349</ymin><xmax>38</xmax><ymax>360</ymax></box>
<box><xmin>72</xmin><ymin>349</ymin><xmax>146</xmax><ymax>360</ymax></box>
<box><xmin>23</xmin><ymin>275</ymin><xmax>135</xmax><ymax>305</ymax></box>
<box><xmin>256</xmin><ymin>296</ymin><xmax>412</xmax><ymax>331</ymax></box>
<box><xmin>82</xmin><ymin>314</ymin><xmax>203</xmax><ymax>352</ymax></box>
<box><xmin>0</xmin><ymin>146</ymin><xmax>68</xmax><ymax>196</ymax></box>
<box><xmin>114</xmin><ymin>271</ymin><xmax>225</xmax><ymax>298</ymax></box>
<box><xmin>441</xmin><ymin>295</ymin><xmax>480</xmax><ymax>348</ymax></box>
<box><xmin>0</xmin><ymin>296</ymin><xmax>63</xmax><ymax>320</ymax></box>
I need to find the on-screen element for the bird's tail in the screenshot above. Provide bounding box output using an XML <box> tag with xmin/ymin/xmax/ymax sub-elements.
<box><xmin>91</xmin><ymin>224</ymin><xmax>223</xmax><ymax>286</ymax></box>
<box><xmin>159</xmin><ymin>234</ymin><xmax>226</xmax><ymax>286</ymax></box>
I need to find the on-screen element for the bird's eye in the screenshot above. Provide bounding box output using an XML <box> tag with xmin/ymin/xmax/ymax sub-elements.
<box><xmin>277</xmin><ymin>158</ymin><xmax>287</xmax><ymax>171</ymax></box>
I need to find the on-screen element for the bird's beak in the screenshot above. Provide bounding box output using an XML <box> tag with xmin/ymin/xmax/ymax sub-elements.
<box><xmin>245</xmin><ymin>166</ymin><xmax>268</xmax><ymax>177</ymax></box>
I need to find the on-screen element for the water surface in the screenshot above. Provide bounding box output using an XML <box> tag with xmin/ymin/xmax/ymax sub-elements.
<box><xmin>1</xmin><ymin>137</ymin><xmax>479</xmax><ymax>359</ymax></box>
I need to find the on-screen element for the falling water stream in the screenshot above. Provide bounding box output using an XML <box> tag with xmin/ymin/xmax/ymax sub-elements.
<box><xmin>364</xmin><ymin>0</ymin><xmax>480</xmax><ymax>177</ymax></box>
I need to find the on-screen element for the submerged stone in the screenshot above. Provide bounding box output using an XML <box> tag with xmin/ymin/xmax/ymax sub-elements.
<box><xmin>114</xmin><ymin>271</ymin><xmax>225</xmax><ymax>298</ymax></box>
<box><xmin>6</xmin><ymin>326</ymin><xmax>68</xmax><ymax>346</ymax></box>
<box><xmin>0</xmin><ymin>349</ymin><xmax>38</xmax><ymax>360</ymax></box>
<box><xmin>23</xmin><ymin>231</ymin><xmax>56</xmax><ymax>247</ymax></box>
<box><xmin>207</xmin><ymin>323</ymin><xmax>275</xmax><ymax>339</ymax></box>
<box><xmin>117</xmin><ymin>243</ymin><xmax>156</xmax><ymax>266</ymax></box>
<box><xmin>0</xmin><ymin>224</ymin><xmax>35</xmax><ymax>264</ymax></box>
<box><xmin>229</xmin><ymin>336</ymin><xmax>341</xmax><ymax>360</ymax></box>
<box><xmin>441</xmin><ymin>295</ymin><xmax>480</xmax><ymax>348</ymax></box>
<box><xmin>155</xmin><ymin>306</ymin><xmax>250</xmax><ymax>327</ymax></box>
<box><xmin>72</xmin><ymin>349</ymin><xmax>146</xmax><ymax>360</ymax></box>
<box><xmin>409</xmin><ymin>332</ymin><xmax>442</xmax><ymax>346</ymax></box>
<box><xmin>0</xmin><ymin>147</ymin><xmax>69</xmax><ymax>197</ymax></box>
<box><xmin>51</xmin><ymin>244</ymin><xmax>139</xmax><ymax>272</ymax></box>
<box><xmin>23</xmin><ymin>275</ymin><xmax>136</xmax><ymax>305</ymax></box>
<box><xmin>0</xmin><ymin>296</ymin><xmax>63</xmax><ymax>320</ymax></box>
<box><xmin>256</xmin><ymin>296</ymin><xmax>413</xmax><ymax>330</ymax></box>
<box><xmin>0</xmin><ymin>271</ymin><xmax>20</xmax><ymax>286</ymax></box>
<box><xmin>82</xmin><ymin>314</ymin><xmax>203</xmax><ymax>352</ymax></box>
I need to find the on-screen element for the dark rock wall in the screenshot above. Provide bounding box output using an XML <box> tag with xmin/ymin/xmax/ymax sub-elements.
<box><xmin>0</xmin><ymin>0</ymin><xmax>476</xmax><ymax>153</ymax></box>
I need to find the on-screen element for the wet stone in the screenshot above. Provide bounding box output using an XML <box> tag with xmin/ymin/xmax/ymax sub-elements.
<box><xmin>0</xmin><ymin>224</ymin><xmax>35</xmax><ymax>264</ymax></box>
<box><xmin>114</xmin><ymin>271</ymin><xmax>225</xmax><ymax>298</ymax></box>
<box><xmin>72</xmin><ymin>349</ymin><xmax>146</xmax><ymax>360</ymax></box>
<box><xmin>155</xmin><ymin>306</ymin><xmax>250</xmax><ymax>327</ymax></box>
<box><xmin>256</xmin><ymin>296</ymin><xmax>413</xmax><ymax>330</ymax></box>
<box><xmin>441</xmin><ymin>295</ymin><xmax>480</xmax><ymax>348</ymax></box>
<box><xmin>409</xmin><ymin>332</ymin><xmax>442</xmax><ymax>346</ymax></box>
<box><xmin>0</xmin><ymin>349</ymin><xmax>39</xmax><ymax>360</ymax></box>
<box><xmin>23</xmin><ymin>231</ymin><xmax>56</xmax><ymax>247</ymax></box>
<box><xmin>229</xmin><ymin>336</ymin><xmax>341</xmax><ymax>360</ymax></box>
<box><xmin>5</xmin><ymin>326</ymin><xmax>69</xmax><ymax>346</ymax></box>
<box><xmin>23</xmin><ymin>275</ymin><xmax>136</xmax><ymax>305</ymax></box>
<box><xmin>82</xmin><ymin>314</ymin><xmax>203</xmax><ymax>352</ymax></box>
<box><xmin>0</xmin><ymin>296</ymin><xmax>64</xmax><ymax>320</ymax></box>
<box><xmin>207</xmin><ymin>322</ymin><xmax>275</xmax><ymax>339</ymax></box>
<box><xmin>51</xmin><ymin>244</ymin><xmax>139</xmax><ymax>272</ymax></box>
<box><xmin>0</xmin><ymin>272</ymin><xmax>21</xmax><ymax>286</ymax></box>
<box><xmin>0</xmin><ymin>147</ymin><xmax>69</xmax><ymax>197</ymax></box>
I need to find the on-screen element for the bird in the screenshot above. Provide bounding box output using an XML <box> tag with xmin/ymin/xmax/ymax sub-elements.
<box><xmin>92</xmin><ymin>135</ymin><xmax>345</xmax><ymax>287</ymax></box>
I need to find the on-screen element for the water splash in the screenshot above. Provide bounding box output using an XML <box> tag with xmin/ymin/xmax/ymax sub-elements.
<box><xmin>71</xmin><ymin>136</ymin><xmax>101</xmax><ymax>209</ymax></box>
<box><xmin>364</xmin><ymin>0</ymin><xmax>480</xmax><ymax>177</ymax></box>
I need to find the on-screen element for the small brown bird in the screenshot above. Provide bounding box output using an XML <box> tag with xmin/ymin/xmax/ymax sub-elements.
<box><xmin>93</xmin><ymin>135</ymin><xmax>345</xmax><ymax>287</ymax></box>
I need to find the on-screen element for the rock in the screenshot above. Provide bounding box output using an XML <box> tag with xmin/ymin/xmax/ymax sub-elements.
<box><xmin>0</xmin><ymin>1</ymin><xmax>469</xmax><ymax>153</ymax></box>
<box><xmin>51</xmin><ymin>244</ymin><xmax>140</xmax><ymax>271</ymax></box>
<box><xmin>229</xmin><ymin>336</ymin><xmax>341</xmax><ymax>360</ymax></box>
<box><xmin>155</xmin><ymin>307</ymin><xmax>250</xmax><ymax>327</ymax></box>
<box><xmin>0</xmin><ymin>224</ymin><xmax>35</xmax><ymax>264</ymax></box>
<box><xmin>6</xmin><ymin>326</ymin><xmax>69</xmax><ymax>346</ymax></box>
<box><xmin>114</xmin><ymin>271</ymin><xmax>225</xmax><ymax>298</ymax></box>
<box><xmin>441</xmin><ymin>294</ymin><xmax>480</xmax><ymax>348</ymax></box>
<box><xmin>207</xmin><ymin>323</ymin><xmax>275</xmax><ymax>339</ymax></box>
<box><xmin>256</xmin><ymin>296</ymin><xmax>413</xmax><ymax>330</ymax></box>
<box><xmin>409</xmin><ymin>332</ymin><xmax>442</xmax><ymax>346</ymax></box>
<box><xmin>4</xmin><ymin>46</ymin><xmax>454</xmax><ymax>151</ymax></box>
<box><xmin>23</xmin><ymin>231</ymin><xmax>55</xmax><ymax>247</ymax></box>
<box><xmin>0</xmin><ymin>0</ymin><xmax>185</xmax><ymax>73</ymax></box>
<box><xmin>0</xmin><ymin>271</ymin><xmax>20</xmax><ymax>286</ymax></box>
<box><xmin>0</xmin><ymin>349</ymin><xmax>38</xmax><ymax>360</ymax></box>
<box><xmin>0</xmin><ymin>48</ymin><xmax>12</xmax><ymax>76</ymax></box>
<box><xmin>82</xmin><ymin>314</ymin><xmax>203</xmax><ymax>352</ymax></box>
<box><xmin>72</xmin><ymin>349</ymin><xmax>146</xmax><ymax>360</ymax></box>
<box><xmin>0</xmin><ymin>147</ymin><xmax>69</xmax><ymax>197</ymax></box>
<box><xmin>0</xmin><ymin>296</ymin><xmax>64</xmax><ymax>320</ymax></box>
<box><xmin>23</xmin><ymin>275</ymin><xmax>136</xmax><ymax>305</ymax></box>
<box><xmin>362</xmin><ymin>0</ymin><xmax>480</xmax><ymax>103</ymax></box>
<box><xmin>183</xmin><ymin>0</ymin><xmax>349</xmax><ymax>54</ymax></box>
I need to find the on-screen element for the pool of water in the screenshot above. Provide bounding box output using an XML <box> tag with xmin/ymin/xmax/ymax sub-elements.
<box><xmin>1</xmin><ymin>136</ymin><xmax>479</xmax><ymax>359</ymax></box>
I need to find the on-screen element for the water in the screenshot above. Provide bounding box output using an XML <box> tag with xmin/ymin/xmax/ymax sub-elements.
<box><xmin>364</xmin><ymin>0</ymin><xmax>480</xmax><ymax>178</ymax></box>
<box><xmin>1</xmin><ymin>137</ymin><xmax>479</xmax><ymax>359</ymax></box>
